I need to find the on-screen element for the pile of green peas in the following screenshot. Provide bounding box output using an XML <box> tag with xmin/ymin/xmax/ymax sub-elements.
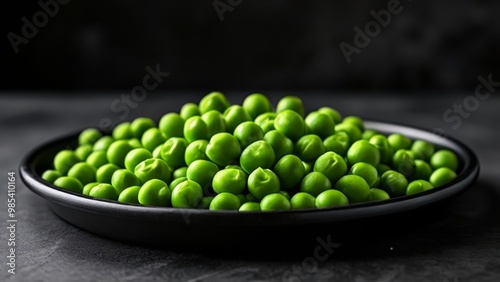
<box><xmin>41</xmin><ymin>92</ymin><xmax>460</xmax><ymax>211</ymax></box>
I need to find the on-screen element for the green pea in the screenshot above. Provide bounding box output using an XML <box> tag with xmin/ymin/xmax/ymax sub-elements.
<box><xmin>152</xmin><ymin>144</ymin><xmax>163</xmax><ymax>159</ymax></box>
<box><xmin>111</xmin><ymin>169</ymin><xmax>141</xmax><ymax>194</ymax></box>
<box><xmin>242</xmin><ymin>93</ymin><xmax>273</xmax><ymax>120</ymax></box>
<box><xmin>410</xmin><ymin>160</ymin><xmax>433</xmax><ymax>181</ymax></box>
<box><xmin>387</xmin><ymin>133</ymin><xmax>411</xmax><ymax>151</ymax></box>
<box><xmin>246</xmin><ymin>193</ymin><xmax>259</xmax><ymax>203</ymax></box>
<box><xmin>404</xmin><ymin>149</ymin><xmax>416</xmax><ymax>160</ymax></box>
<box><xmin>334</xmin><ymin>175</ymin><xmax>370</xmax><ymax>203</ymax></box>
<box><xmin>169</xmin><ymin>177</ymin><xmax>187</xmax><ymax>191</ymax></box>
<box><xmin>206</xmin><ymin>132</ymin><xmax>241</xmax><ymax>166</ymax></box>
<box><xmin>124</xmin><ymin>148</ymin><xmax>153</xmax><ymax>171</ymax></box>
<box><xmin>263</xmin><ymin>130</ymin><xmax>294</xmax><ymax>161</ymax></box>
<box><xmin>369</xmin><ymin>134</ymin><xmax>393</xmax><ymax>164</ymax></box>
<box><xmin>89</xmin><ymin>183</ymin><xmax>118</xmax><ymax>200</ymax></box>
<box><xmin>86</xmin><ymin>151</ymin><xmax>108</xmax><ymax>169</ymax></box>
<box><xmin>324</xmin><ymin>131</ymin><xmax>350</xmax><ymax>157</ymax></box>
<box><xmin>223</xmin><ymin>105</ymin><xmax>252</xmax><ymax>133</ymax></box>
<box><xmin>369</xmin><ymin>188</ymin><xmax>390</xmax><ymax>201</ymax></box>
<box><xmin>96</xmin><ymin>163</ymin><xmax>120</xmax><ymax>183</ymax></box>
<box><xmin>186</xmin><ymin>160</ymin><xmax>219</xmax><ymax>191</ymax></box>
<box><xmin>93</xmin><ymin>136</ymin><xmax>114</xmax><ymax>151</ymax></box>
<box><xmin>180</xmin><ymin>103</ymin><xmax>201</xmax><ymax>120</ymax></box>
<box><xmin>183</xmin><ymin>116</ymin><xmax>209</xmax><ymax>143</ymax></box>
<box><xmin>294</xmin><ymin>134</ymin><xmax>325</xmax><ymax>162</ymax></box>
<box><xmin>380</xmin><ymin>170</ymin><xmax>408</xmax><ymax>197</ymax></box>
<box><xmin>429</xmin><ymin>167</ymin><xmax>457</xmax><ymax>187</ymax></box>
<box><xmin>82</xmin><ymin>182</ymin><xmax>99</xmax><ymax>196</ymax></box>
<box><xmin>212</xmin><ymin>169</ymin><xmax>247</xmax><ymax>195</ymax></box>
<box><xmin>199</xmin><ymin>91</ymin><xmax>230</xmax><ymax>114</ymax></box>
<box><xmin>260</xmin><ymin>193</ymin><xmax>291</xmax><ymax>211</ymax></box>
<box><xmin>67</xmin><ymin>162</ymin><xmax>96</xmax><ymax>185</ymax></box>
<box><xmin>112</xmin><ymin>122</ymin><xmax>133</xmax><ymax>140</ymax></box>
<box><xmin>376</xmin><ymin>163</ymin><xmax>391</xmax><ymax>175</ymax></box>
<box><xmin>118</xmin><ymin>186</ymin><xmax>141</xmax><ymax>204</ymax></box>
<box><xmin>274</xmin><ymin>110</ymin><xmax>306</xmax><ymax>142</ymax></box>
<box><xmin>273</xmin><ymin>155</ymin><xmax>306</xmax><ymax>190</ymax></box>
<box><xmin>53</xmin><ymin>176</ymin><xmax>83</xmax><ymax>193</ymax></box>
<box><xmin>234</xmin><ymin>121</ymin><xmax>264</xmax><ymax>150</ymax></box>
<box><xmin>171</xmin><ymin>180</ymin><xmax>203</xmax><ymax>208</ymax></box>
<box><xmin>201</xmin><ymin>110</ymin><xmax>226</xmax><ymax>138</ymax></box>
<box><xmin>78</xmin><ymin>128</ymin><xmax>102</xmax><ymax>145</ymax></box>
<box><xmin>300</xmin><ymin>171</ymin><xmax>332</xmax><ymax>197</ymax></box>
<box><xmin>209</xmin><ymin>192</ymin><xmax>241</xmax><ymax>210</ymax></box>
<box><xmin>74</xmin><ymin>145</ymin><xmax>93</xmax><ymax>161</ymax></box>
<box><xmin>161</xmin><ymin>137</ymin><xmax>188</xmax><ymax>169</ymax></box>
<box><xmin>141</xmin><ymin>128</ymin><xmax>166</xmax><ymax>152</ymax></box>
<box><xmin>254</xmin><ymin>112</ymin><xmax>277</xmax><ymax>133</ymax></box>
<box><xmin>334</xmin><ymin>123</ymin><xmax>362</xmax><ymax>143</ymax></box>
<box><xmin>159</xmin><ymin>113</ymin><xmax>185</xmax><ymax>139</ymax></box>
<box><xmin>349</xmin><ymin>162</ymin><xmax>378</xmax><ymax>187</ymax></box>
<box><xmin>276</xmin><ymin>96</ymin><xmax>304</xmax><ymax>117</ymax></box>
<box><xmin>303</xmin><ymin>161</ymin><xmax>313</xmax><ymax>174</ymax></box>
<box><xmin>304</xmin><ymin>111</ymin><xmax>335</xmax><ymax>139</ymax></box>
<box><xmin>318</xmin><ymin>107</ymin><xmax>342</xmax><ymax>124</ymax></box>
<box><xmin>313</xmin><ymin>152</ymin><xmax>347</xmax><ymax>183</ymax></box>
<box><xmin>128</xmin><ymin>138</ymin><xmax>142</xmax><ymax>149</ymax></box>
<box><xmin>53</xmin><ymin>150</ymin><xmax>80</xmax><ymax>175</ymax></box>
<box><xmin>239</xmin><ymin>202</ymin><xmax>261</xmax><ymax>212</ymax></box>
<box><xmin>134</xmin><ymin>158</ymin><xmax>172</xmax><ymax>184</ymax></box>
<box><xmin>392</xmin><ymin>149</ymin><xmax>416</xmax><ymax>178</ymax></box>
<box><xmin>430</xmin><ymin>149</ymin><xmax>459</xmax><ymax>172</ymax></box>
<box><xmin>240</xmin><ymin>140</ymin><xmax>276</xmax><ymax>174</ymax></box>
<box><xmin>290</xmin><ymin>192</ymin><xmax>316</xmax><ymax>210</ymax></box>
<box><xmin>315</xmin><ymin>190</ymin><xmax>349</xmax><ymax>208</ymax></box>
<box><xmin>248</xmin><ymin>168</ymin><xmax>280</xmax><ymax>200</ymax></box>
<box><xmin>411</xmin><ymin>140</ymin><xmax>435</xmax><ymax>161</ymax></box>
<box><xmin>342</xmin><ymin>116</ymin><xmax>364</xmax><ymax>131</ymax></box>
<box><xmin>347</xmin><ymin>140</ymin><xmax>380</xmax><ymax>166</ymax></box>
<box><xmin>106</xmin><ymin>140</ymin><xmax>134</xmax><ymax>168</ymax></box>
<box><xmin>406</xmin><ymin>180</ymin><xmax>433</xmax><ymax>195</ymax></box>
<box><xmin>237</xmin><ymin>194</ymin><xmax>248</xmax><ymax>205</ymax></box>
<box><xmin>130</xmin><ymin>117</ymin><xmax>155</xmax><ymax>139</ymax></box>
<box><xmin>41</xmin><ymin>170</ymin><xmax>61</xmax><ymax>183</ymax></box>
<box><xmin>198</xmin><ymin>196</ymin><xmax>214</xmax><ymax>209</ymax></box>
<box><xmin>362</xmin><ymin>129</ymin><xmax>378</xmax><ymax>140</ymax></box>
<box><xmin>185</xmin><ymin>140</ymin><xmax>209</xmax><ymax>165</ymax></box>
<box><xmin>173</xmin><ymin>167</ymin><xmax>188</xmax><ymax>179</ymax></box>
<box><xmin>138</xmin><ymin>179</ymin><xmax>171</xmax><ymax>206</ymax></box>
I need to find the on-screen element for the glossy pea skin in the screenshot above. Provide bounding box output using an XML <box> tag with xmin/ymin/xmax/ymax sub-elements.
<box><xmin>318</xmin><ymin>107</ymin><xmax>342</xmax><ymax>124</ymax></box>
<box><xmin>93</xmin><ymin>136</ymin><xmax>114</xmax><ymax>151</ymax></box>
<box><xmin>209</xmin><ymin>192</ymin><xmax>240</xmax><ymax>210</ymax></box>
<box><xmin>41</xmin><ymin>170</ymin><xmax>61</xmax><ymax>183</ymax></box>
<box><xmin>304</xmin><ymin>111</ymin><xmax>335</xmax><ymax>139</ymax></box>
<box><xmin>260</xmin><ymin>193</ymin><xmax>291</xmax><ymax>211</ymax></box>
<box><xmin>254</xmin><ymin>112</ymin><xmax>277</xmax><ymax>133</ymax></box>
<box><xmin>171</xmin><ymin>180</ymin><xmax>203</xmax><ymax>208</ymax></box>
<box><xmin>128</xmin><ymin>138</ymin><xmax>143</xmax><ymax>149</ymax></box>
<box><xmin>141</xmin><ymin>128</ymin><xmax>166</xmax><ymax>152</ymax></box>
<box><xmin>169</xmin><ymin>177</ymin><xmax>187</xmax><ymax>191</ymax></box>
<box><xmin>347</xmin><ymin>140</ymin><xmax>380</xmax><ymax>167</ymax></box>
<box><xmin>134</xmin><ymin>158</ymin><xmax>172</xmax><ymax>184</ymax></box>
<box><xmin>89</xmin><ymin>183</ymin><xmax>118</xmax><ymax>200</ymax></box>
<box><xmin>274</xmin><ymin>110</ymin><xmax>306</xmax><ymax>142</ymax></box>
<box><xmin>180</xmin><ymin>103</ymin><xmax>201</xmax><ymax>121</ymax></box>
<box><xmin>78</xmin><ymin>128</ymin><xmax>102</xmax><ymax>146</ymax></box>
<box><xmin>411</xmin><ymin>140</ymin><xmax>435</xmax><ymax>161</ymax></box>
<box><xmin>82</xmin><ymin>182</ymin><xmax>99</xmax><ymax>196</ymax></box>
<box><xmin>362</xmin><ymin>129</ymin><xmax>378</xmax><ymax>140</ymax></box>
<box><xmin>240</xmin><ymin>140</ymin><xmax>276</xmax><ymax>174</ymax></box>
<box><xmin>124</xmin><ymin>148</ymin><xmax>153</xmax><ymax>171</ymax></box>
<box><xmin>290</xmin><ymin>192</ymin><xmax>316</xmax><ymax>210</ymax></box>
<box><xmin>239</xmin><ymin>202</ymin><xmax>261</xmax><ymax>212</ymax></box>
<box><xmin>201</xmin><ymin>110</ymin><xmax>226</xmax><ymax>138</ymax></box>
<box><xmin>173</xmin><ymin>167</ymin><xmax>188</xmax><ymax>179</ymax></box>
<box><xmin>334</xmin><ymin>175</ymin><xmax>371</xmax><ymax>203</ymax></box>
<box><xmin>406</xmin><ymin>180</ymin><xmax>433</xmax><ymax>195</ymax></box>
<box><xmin>152</xmin><ymin>144</ymin><xmax>163</xmax><ymax>159</ymax></box>
<box><xmin>376</xmin><ymin>163</ymin><xmax>391</xmax><ymax>175</ymax></box>
<box><xmin>242</xmin><ymin>93</ymin><xmax>273</xmax><ymax>120</ymax></box>
<box><xmin>161</xmin><ymin>137</ymin><xmax>188</xmax><ymax>169</ymax></box>
<box><xmin>369</xmin><ymin>188</ymin><xmax>390</xmax><ymax>201</ymax></box>
<box><xmin>380</xmin><ymin>170</ymin><xmax>408</xmax><ymax>197</ymax></box>
<box><xmin>369</xmin><ymin>134</ymin><xmax>393</xmax><ymax>164</ymax></box>
<box><xmin>67</xmin><ymin>162</ymin><xmax>96</xmax><ymax>185</ymax></box>
<box><xmin>315</xmin><ymin>189</ymin><xmax>349</xmax><ymax>208</ymax></box>
<box><xmin>323</xmin><ymin>131</ymin><xmax>350</xmax><ymax>157</ymax></box>
<box><xmin>429</xmin><ymin>167</ymin><xmax>457</xmax><ymax>187</ymax></box>
<box><xmin>111</xmin><ymin>169</ymin><xmax>141</xmax><ymax>194</ymax></box>
<box><xmin>107</xmin><ymin>140</ymin><xmax>134</xmax><ymax>168</ymax></box>
<box><xmin>248</xmin><ymin>168</ymin><xmax>280</xmax><ymax>200</ymax></box>
<box><xmin>223</xmin><ymin>105</ymin><xmax>252</xmax><ymax>133</ymax></box>
<box><xmin>199</xmin><ymin>91</ymin><xmax>230</xmax><ymax>114</ymax></box>
<box><xmin>138</xmin><ymin>179</ymin><xmax>171</xmax><ymax>206</ymax></box>
<box><xmin>334</xmin><ymin>123</ymin><xmax>362</xmax><ymax>144</ymax></box>
<box><xmin>186</xmin><ymin>160</ymin><xmax>219</xmax><ymax>191</ymax></box>
<box><xmin>263</xmin><ymin>130</ymin><xmax>294</xmax><ymax>162</ymax></box>
<box><xmin>53</xmin><ymin>176</ymin><xmax>83</xmax><ymax>193</ymax></box>
<box><xmin>430</xmin><ymin>149</ymin><xmax>459</xmax><ymax>172</ymax></box>
<box><xmin>294</xmin><ymin>134</ymin><xmax>325</xmax><ymax>162</ymax></box>
<box><xmin>185</xmin><ymin>140</ymin><xmax>209</xmax><ymax>165</ymax></box>
<box><xmin>392</xmin><ymin>149</ymin><xmax>416</xmax><ymax>178</ymax></box>
<box><xmin>349</xmin><ymin>162</ymin><xmax>378</xmax><ymax>187</ymax></box>
<box><xmin>74</xmin><ymin>145</ymin><xmax>93</xmax><ymax>161</ymax></box>
<box><xmin>410</xmin><ymin>160</ymin><xmax>433</xmax><ymax>181</ymax></box>
<box><xmin>130</xmin><ymin>117</ymin><xmax>155</xmax><ymax>139</ymax></box>
<box><xmin>387</xmin><ymin>133</ymin><xmax>411</xmax><ymax>151</ymax></box>
<box><xmin>183</xmin><ymin>116</ymin><xmax>209</xmax><ymax>143</ymax></box>
<box><xmin>159</xmin><ymin>113</ymin><xmax>185</xmax><ymax>139</ymax></box>
<box><xmin>198</xmin><ymin>196</ymin><xmax>214</xmax><ymax>209</ymax></box>
<box><xmin>212</xmin><ymin>168</ymin><xmax>247</xmax><ymax>195</ymax></box>
<box><xmin>276</xmin><ymin>96</ymin><xmax>304</xmax><ymax>117</ymax></box>
<box><xmin>96</xmin><ymin>163</ymin><xmax>120</xmax><ymax>183</ymax></box>
<box><xmin>300</xmin><ymin>171</ymin><xmax>332</xmax><ymax>197</ymax></box>
<box><xmin>233</xmin><ymin>121</ymin><xmax>264</xmax><ymax>150</ymax></box>
<box><xmin>342</xmin><ymin>116</ymin><xmax>365</xmax><ymax>131</ymax></box>
<box><xmin>86</xmin><ymin>151</ymin><xmax>108</xmax><ymax>169</ymax></box>
<box><xmin>112</xmin><ymin>122</ymin><xmax>133</xmax><ymax>140</ymax></box>
<box><xmin>313</xmin><ymin>152</ymin><xmax>347</xmax><ymax>184</ymax></box>
<box><xmin>273</xmin><ymin>155</ymin><xmax>306</xmax><ymax>190</ymax></box>
<box><xmin>54</xmin><ymin>150</ymin><xmax>80</xmax><ymax>175</ymax></box>
<box><xmin>206</xmin><ymin>132</ymin><xmax>241</xmax><ymax>166</ymax></box>
<box><xmin>118</xmin><ymin>185</ymin><xmax>141</xmax><ymax>204</ymax></box>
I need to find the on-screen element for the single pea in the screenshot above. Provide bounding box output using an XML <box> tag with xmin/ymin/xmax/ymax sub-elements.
<box><xmin>141</xmin><ymin>127</ymin><xmax>166</xmax><ymax>152</ymax></box>
<box><xmin>369</xmin><ymin>134</ymin><xmax>393</xmax><ymax>164</ymax></box>
<box><xmin>276</xmin><ymin>96</ymin><xmax>304</xmax><ymax>117</ymax></box>
<box><xmin>263</xmin><ymin>130</ymin><xmax>294</xmax><ymax>161</ymax></box>
<box><xmin>209</xmin><ymin>192</ymin><xmax>241</xmax><ymax>210</ymax></box>
<box><xmin>246</xmin><ymin>193</ymin><xmax>259</xmax><ymax>203</ymax></box>
<box><xmin>294</xmin><ymin>134</ymin><xmax>325</xmax><ymax>162</ymax></box>
<box><xmin>349</xmin><ymin>162</ymin><xmax>378</xmax><ymax>187</ymax></box>
<box><xmin>158</xmin><ymin>113</ymin><xmax>185</xmax><ymax>139</ymax></box>
<box><xmin>212</xmin><ymin>168</ymin><xmax>247</xmax><ymax>195</ymax></box>
<box><xmin>130</xmin><ymin>117</ymin><xmax>155</xmax><ymax>139</ymax></box>
<box><xmin>223</xmin><ymin>105</ymin><xmax>252</xmax><ymax>133</ymax></box>
<box><xmin>254</xmin><ymin>112</ymin><xmax>277</xmax><ymax>133</ymax></box>
<box><xmin>240</xmin><ymin>140</ymin><xmax>276</xmax><ymax>174</ymax></box>
<box><xmin>161</xmin><ymin>137</ymin><xmax>188</xmax><ymax>169</ymax></box>
<box><xmin>411</xmin><ymin>140</ymin><xmax>435</xmax><ymax>161</ymax></box>
<box><xmin>273</xmin><ymin>155</ymin><xmax>306</xmax><ymax>190</ymax></box>
<box><xmin>234</xmin><ymin>121</ymin><xmax>264</xmax><ymax>150</ymax></box>
<box><xmin>410</xmin><ymin>160</ymin><xmax>433</xmax><ymax>181</ymax></box>
<box><xmin>406</xmin><ymin>180</ymin><xmax>433</xmax><ymax>195</ymax></box>
<box><xmin>198</xmin><ymin>196</ymin><xmax>214</xmax><ymax>209</ymax></box>
<box><xmin>362</xmin><ymin>129</ymin><xmax>378</xmax><ymax>140</ymax></box>
<box><xmin>206</xmin><ymin>132</ymin><xmax>241</xmax><ymax>166</ymax></box>
<box><xmin>53</xmin><ymin>176</ymin><xmax>83</xmax><ymax>193</ymax></box>
<box><xmin>260</xmin><ymin>193</ymin><xmax>291</xmax><ymax>211</ymax></box>
<box><xmin>387</xmin><ymin>133</ymin><xmax>412</xmax><ymax>151</ymax></box>
<box><xmin>303</xmin><ymin>161</ymin><xmax>313</xmax><ymax>174</ymax></box>
<box><xmin>111</xmin><ymin>169</ymin><xmax>141</xmax><ymax>194</ymax></box>
<box><xmin>185</xmin><ymin>139</ymin><xmax>209</xmax><ymax>165</ymax></box>
<box><xmin>88</xmin><ymin>183</ymin><xmax>118</xmax><ymax>200</ymax></box>
<box><xmin>134</xmin><ymin>158</ymin><xmax>172</xmax><ymax>184</ymax></box>
<box><xmin>274</xmin><ymin>110</ymin><xmax>306</xmax><ymax>142</ymax></box>
<box><xmin>96</xmin><ymin>163</ymin><xmax>120</xmax><ymax>183</ymax></box>
<box><xmin>290</xmin><ymin>192</ymin><xmax>316</xmax><ymax>210</ymax></box>
<box><xmin>152</xmin><ymin>144</ymin><xmax>163</xmax><ymax>159</ymax></box>
<box><xmin>242</xmin><ymin>93</ymin><xmax>273</xmax><ymax>120</ymax></box>
<box><xmin>106</xmin><ymin>140</ymin><xmax>134</xmax><ymax>168</ymax></box>
<box><xmin>82</xmin><ymin>182</ymin><xmax>99</xmax><ymax>196</ymax></box>
<box><xmin>237</xmin><ymin>194</ymin><xmax>248</xmax><ymax>205</ymax></box>
<box><xmin>67</xmin><ymin>162</ymin><xmax>96</xmax><ymax>185</ymax></box>
<box><xmin>239</xmin><ymin>202</ymin><xmax>261</xmax><ymax>212</ymax></box>
<box><xmin>138</xmin><ymin>179</ymin><xmax>171</xmax><ymax>206</ymax></box>
<box><xmin>93</xmin><ymin>136</ymin><xmax>114</xmax><ymax>151</ymax></box>
<box><xmin>304</xmin><ymin>111</ymin><xmax>335</xmax><ymax>139</ymax></box>
<box><xmin>173</xmin><ymin>167</ymin><xmax>188</xmax><ymax>179</ymax></box>
<box><xmin>78</xmin><ymin>128</ymin><xmax>102</xmax><ymax>145</ymax></box>
<box><xmin>324</xmin><ymin>131</ymin><xmax>350</xmax><ymax>157</ymax></box>
<box><xmin>112</xmin><ymin>122</ymin><xmax>133</xmax><ymax>140</ymax></box>
<box><xmin>279</xmin><ymin>191</ymin><xmax>291</xmax><ymax>200</ymax></box>
<box><xmin>313</xmin><ymin>152</ymin><xmax>347</xmax><ymax>184</ymax></box>
<box><xmin>53</xmin><ymin>150</ymin><xmax>80</xmax><ymax>175</ymax></box>
<box><xmin>392</xmin><ymin>149</ymin><xmax>416</xmax><ymax>178</ymax></box>
<box><xmin>379</xmin><ymin>170</ymin><xmax>408</xmax><ymax>197</ymax></box>
<box><xmin>248</xmin><ymin>168</ymin><xmax>280</xmax><ymax>200</ymax></box>
<box><xmin>430</xmin><ymin>149</ymin><xmax>459</xmax><ymax>172</ymax></box>
<box><xmin>347</xmin><ymin>140</ymin><xmax>380</xmax><ymax>166</ymax></box>
<box><xmin>318</xmin><ymin>107</ymin><xmax>342</xmax><ymax>124</ymax></box>
<box><xmin>369</xmin><ymin>188</ymin><xmax>390</xmax><ymax>202</ymax></box>
<box><xmin>171</xmin><ymin>180</ymin><xmax>203</xmax><ymax>208</ymax></box>
<box><xmin>199</xmin><ymin>91</ymin><xmax>230</xmax><ymax>114</ymax></box>
<box><xmin>186</xmin><ymin>160</ymin><xmax>219</xmax><ymax>191</ymax></box>
<box><xmin>170</xmin><ymin>177</ymin><xmax>187</xmax><ymax>191</ymax></box>
<box><xmin>334</xmin><ymin>175</ymin><xmax>371</xmax><ymax>203</ymax></box>
<box><xmin>86</xmin><ymin>151</ymin><xmax>108</xmax><ymax>169</ymax></box>
<box><xmin>201</xmin><ymin>110</ymin><xmax>226</xmax><ymax>138</ymax></box>
<box><xmin>41</xmin><ymin>170</ymin><xmax>61</xmax><ymax>183</ymax></box>
<box><xmin>429</xmin><ymin>167</ymin><xmax>457</xmax><ymax>187</ymax></box>
<box><xmin>315</xmin><ymin>190</ymin><xmax>349</xmax><ymax>208</ymax></box>
<box><xmin>124</xmin><ymin>148</ymin><xmax>153</xmax><ymax>171</ymax></box>
<box><xmin>183</xmin><ymin>116</ymin><xmax>209</xmax><ymax>143</ymax></box>
<box><xmin>180</xmin><ymin>103</ymin><xmax>201</xmax><ymax>120</ymax></box>
<box><xmin>128</xmin><ymin>138</ymin><xmax>142</xmax><ymax>149</ymax></box>
<box><xmin>335</xmin><ymin>123</ymin><xmax>362</xmax><ymax>143</ymax></box>
<box><xmin>342</xmin><ymin>116</ymin><xmax>365</xmax><ymax>131</ymax></box>
<box><xmin>118</xmin><ymin>186</ymin><xmax>141</xmax><ymax>204</ymax></box>
<box><xmin>376</xmin><ymin>163</ymin><xmax>391</xmax><ymax>175</ymax></box>
<box><xmin>300</xmin><ymin>171</ymin><xmax>332</xmax><ymax>197</ymax></box>
<box><xmin>74</xmin><ymin>145</ymin><xmax>93</xmax><ymax>161</ymax></box>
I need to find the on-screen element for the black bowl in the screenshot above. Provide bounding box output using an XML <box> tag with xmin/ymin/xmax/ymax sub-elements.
<box><xmin>20</xmin><ymin>121</ymin><xmax>479</xmax><ymax>252</ymax></box>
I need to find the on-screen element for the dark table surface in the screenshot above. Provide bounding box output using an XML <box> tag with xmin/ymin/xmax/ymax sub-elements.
<box><xmin>1</xmin><ymin>92</ymin><xmax>499</xmax><ymax>282</ymax></box>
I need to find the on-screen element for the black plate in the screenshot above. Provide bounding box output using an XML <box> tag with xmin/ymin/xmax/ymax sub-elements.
<box><xmin>20</xmin><ymin>121</ymin><xmax>479</xmax><ymax>251</ymax></box>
